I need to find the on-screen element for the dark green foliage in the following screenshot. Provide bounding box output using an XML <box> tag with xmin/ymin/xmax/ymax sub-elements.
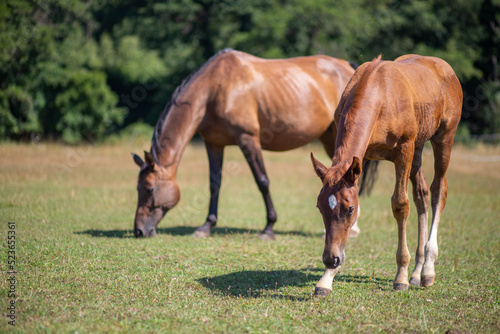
<box><xmin>51</xmin><ymin>69</ymin><xmax>124</xmax><ymax>144</ymax></box>
<box><xmin>0</xmin><ymin>0</ymin><xmax>498</xmax><ymax>143</ymax></box>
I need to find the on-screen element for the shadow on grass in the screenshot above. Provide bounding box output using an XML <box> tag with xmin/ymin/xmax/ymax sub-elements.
<box><xmin>74</xmin><ymin>226</ymin><xmax>313</xmax><ymax>239</ymax></box>
<box><xmin>198</xmin><ymin>268</ymin><xmax>394</xmax><ymax>300</ymax></box>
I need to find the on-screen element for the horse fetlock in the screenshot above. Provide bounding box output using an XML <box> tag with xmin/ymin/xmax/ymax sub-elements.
<box><xmin>267</xmin><ymin>212</ymin><xmax>277</xmax><ymax>224</ymax></box>
<box><xmin>206</xmin><ymin>214</ymin><xmax>218</xmax><ymax>227</ymax></box>
<box><xmin>424</xmin><ymin>241</ymin><xmax>438</xmax><ymax>258</ymax></box>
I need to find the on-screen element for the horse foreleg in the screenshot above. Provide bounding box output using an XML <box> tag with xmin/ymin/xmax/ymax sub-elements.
<box><xmin>193</xmin><ymin>142</ymin><xmax>224</xmax><ymax>238</ymax></box>
<box><xmin>315</xmin><ymin>267</ymin><xmax>342</xmax><ymax>297</ymax></box>
<box><xmin>391</xmin><ymin>144</ymin><xmax>413</xmax><ymax>291</ymax></box>
<box><xmin>238</xmin><ymin>133</ymin><xmax>277</xmax><ymax>240</ymax></box>
<box><xmin>409</xmin><ymin>144</ymin><xmax>429</xmax><ymax>286</ymax></box>
<box><xmin>421</xmin><ymin>138</ymin><xmax>452</xmax><ymax>287</ymax></box>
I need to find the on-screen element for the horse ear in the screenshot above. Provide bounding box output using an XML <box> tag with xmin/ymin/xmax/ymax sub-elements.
<box><xmin>311</xmin><ymin>153</ymin><xmax>328</xmax><ymax>182</ymax></box>
<box><xmin>144</xmin><ymin>151</ymin><xmax>155</xmax><ymax>168</ymax></box>
<box><xmin>347</xmin><ymin>157</ymin><xmax>362</xmax><ymax>184</ymax></box>
<box><xmin>132</xmin><ymin>153</ymin><xmax>145</xmax><ymax>168</ymax></box>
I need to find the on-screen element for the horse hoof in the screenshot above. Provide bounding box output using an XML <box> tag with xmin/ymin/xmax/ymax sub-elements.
<box><xmin>393</xmin><ymin>283</ymin><xmax>409</xmax><ymax>291</ymax></box>
<box><xmin>409</xmin><ymin>277</ymin><xmax>421</xmax><ymax>286</ymax></box>
<box><xmin>420</xmin><ymin>275</ymin><xmax>435</xmax><ymax>287</ymax></box>
<box><xmin>259</xmin><ymin>232</ymin><xmax>276</xmax><ymax>241</ymax></box>
<box><xmin>314</xmin><ymin>287</ymin><xmax>332</xmax><ymax>297</ymax></box>
<box><xmin>192</xmin><ymin>230</ymin><xmax>210</xmax><ymax>238</ymax></box>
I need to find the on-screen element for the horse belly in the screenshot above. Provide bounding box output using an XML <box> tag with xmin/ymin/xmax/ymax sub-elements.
<box><xmin>256</xmin><ymin>96</ymin><xmax>336</xmax><ymax>151</ymax></box>
<box><xmin>259</xmin><ymin>120</ymin><xmax>331</xmax><ymax>151</ymax></box>
<box><xmin>199</xmin><ymin>121</ymin><xmax>238</xmax><ymax>146</ymax></box>
<box><xmin>414</xmin><ymin>101</ymin><xmax>444</xmax><ymax>146</ymax></box>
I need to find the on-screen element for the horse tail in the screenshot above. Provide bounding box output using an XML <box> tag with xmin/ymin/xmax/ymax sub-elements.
<box><xmin>349</xmin><ymin>61</ymin><xmax>359</xmax><ymax>70</ymax></box>
<box><xmin>359</xmin><ymin>160</ymin><xmax>379</xmax><ymax>196</ymax></box>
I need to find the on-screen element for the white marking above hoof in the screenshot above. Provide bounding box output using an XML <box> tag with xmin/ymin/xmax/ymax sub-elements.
<box><xmin>316</xmin><ymin>267</ymin><xmax>341</xmax><ymax>292</ymax></box>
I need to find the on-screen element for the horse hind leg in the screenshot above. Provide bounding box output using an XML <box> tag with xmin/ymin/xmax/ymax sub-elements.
<box><xmin>409</xmin><ymin>144</ymin><xmax>430</xmax><ymax>286</ymax></box>
<box><xmin>421</xmin><ymin>132</ymin><xmax>454</xmax><ymax>287</ymax></box>
<box><xmin>238</xmin><ymin>133</ymin><xmax>277</xmax><ymax>240</ymax></box>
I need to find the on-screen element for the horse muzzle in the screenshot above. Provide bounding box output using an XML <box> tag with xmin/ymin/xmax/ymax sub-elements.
<box><xmin>134</xmin><ymin>226</ymin><xmax>157</xmax><ymax>238</ymax></box>
<box><xmin>323</xmin><ymin>251</ymin><xmax>345</xmax><ymax>269</ymax></box>
<box><xmin>324</xmin><ymin>256</ymin><xmax>341</xmax><ymax>269</ymax></box>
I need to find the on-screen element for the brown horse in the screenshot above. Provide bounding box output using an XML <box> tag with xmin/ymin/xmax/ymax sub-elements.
<box><xmin>311</xmin><ymin>54</ymin><xmax>462</xmax><ymax>296</ymax></box>
<box><xmin>132</xmin><ymin>49</ymin><xmax>378</xmax><ymax>239</ymax></box>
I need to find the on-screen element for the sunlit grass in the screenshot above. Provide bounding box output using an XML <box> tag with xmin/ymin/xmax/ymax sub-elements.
<box><xmin>0</xmin><ymin>140</ymin><xmax>499</xmax><ymax>333</ymax></box>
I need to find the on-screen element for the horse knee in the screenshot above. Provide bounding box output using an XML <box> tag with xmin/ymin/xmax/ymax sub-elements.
<box><xmin>391</xmin><ymin>195</ymin><xmax>410</xmax><ymax>220</ymax></box>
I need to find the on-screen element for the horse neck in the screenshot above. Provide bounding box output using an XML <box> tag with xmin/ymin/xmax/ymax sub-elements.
<box><xmin>333</xmin><ymin>104</ymin><xmax>378</xmax><ymax>169</ymax></box>
<box><xmin>152</xmin><ymin>85</ymin><xmax>208</xmax><ymax>175</ymax></box>
<box><xmin>332</xmin><ymin>57</ymin><xmax>383</xmax><ymax>171</ymax></box>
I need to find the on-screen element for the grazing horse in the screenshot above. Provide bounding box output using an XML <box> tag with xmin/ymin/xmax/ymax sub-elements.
<box><xmin>132</xmin><ymin>49</ymin><xmax>378</xmax><ymax>239</ymax></box>
<box><xmin>311</xmin><ymin>54</ymin><xmax>462</xmax><ymax>296</ymax></box>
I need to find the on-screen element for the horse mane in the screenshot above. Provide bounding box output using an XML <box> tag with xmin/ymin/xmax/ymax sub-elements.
<box><xmin>355</xmin><ymin>54</ymin><xmax>382</xmax><ymax>96</ymax></box>
<box><xmin>324</xmin><ymin>55</ymin><xmax>383</xmax><ymax>188</ymax></box>
<box><xmin>151</xmin><ymin>48</ymin><xmax>234</xmax><ymax>163</ymax></box>
<box><xmin>340</xmin><ymin>54</ymin><xmax>384</xmax><ymax>139</ymax></box>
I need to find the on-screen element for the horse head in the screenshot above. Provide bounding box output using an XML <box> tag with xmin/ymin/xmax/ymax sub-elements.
<box><xmin>132</xmin><ymin>151</ymin><xmax>180</xmax><ymax>238</ymax></box>
<box><xmin>311</xmin><ymin>153</ymin><xmax>361</xmax><ymax>269</ymax></box>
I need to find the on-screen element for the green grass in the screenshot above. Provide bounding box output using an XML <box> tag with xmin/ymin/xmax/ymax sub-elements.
<box><xmin>1</xmin><ymin>140</ymin><xmax>499</xmax><ymax>333</ymax></box>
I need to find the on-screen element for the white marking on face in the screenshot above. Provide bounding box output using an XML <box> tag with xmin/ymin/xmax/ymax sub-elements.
<box><xmin>328</xmin><ymin>195</ymin><xmax>337</xmax><ymax>210</ymax></box>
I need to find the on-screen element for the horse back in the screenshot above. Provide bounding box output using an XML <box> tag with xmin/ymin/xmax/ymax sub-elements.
<box><xmin>336</xmin><ymin>55</ymin><xmax>462</xmax><ymax>157</ymax></box>
<box><xmin>197</xmin><ymin>50</ymin><xmax>355</xmax><ymax>150</ymax></box>
<box><xmin>392</xmin><ymin>55</ymin><xmax>463</xmax><ymax>141</ymax></box>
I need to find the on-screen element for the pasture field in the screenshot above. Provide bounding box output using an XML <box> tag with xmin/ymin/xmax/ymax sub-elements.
<box><xmin>0</xmin><ymin>138</ymin><xmax>499</xmax><ymax>333</ymax></box>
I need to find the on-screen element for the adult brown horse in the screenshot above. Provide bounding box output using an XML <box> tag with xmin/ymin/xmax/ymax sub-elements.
<box><xmin>311</xmin><ymin>54</ymin><xmax>462</xmax><ymax>296</ymax></box>
<box><xmin>132</xmin><ymin>49</ymin><xmax>378</xmax><ymax>239</ymax></box>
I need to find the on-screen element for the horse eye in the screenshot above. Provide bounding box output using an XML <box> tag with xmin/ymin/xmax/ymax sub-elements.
<box><xmin>146</xmin><ymin>187</ymin><xmax>155</xmax><ymax>194</ymax></box>
<box><xmin>348</xmin><ymin>206</ymin><xmax>355</xmax><ymax>215</ymax></box>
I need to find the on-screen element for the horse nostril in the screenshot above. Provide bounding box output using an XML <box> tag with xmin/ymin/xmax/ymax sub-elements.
<box><xmin>324</xmin><ymin>256</ymin><xmax>341</xmax><ymax>269</ymax></box>
<box><xmin>134</xmin><ymin>228</ymin><xmax>143</xmax><ymax>238</ymax></box>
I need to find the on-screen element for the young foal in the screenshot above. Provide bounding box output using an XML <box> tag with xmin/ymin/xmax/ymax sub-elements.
<box><xmin>311</xmin><ymin>54</ymin><xmax>462</xmax><ymax>296</ymax></box>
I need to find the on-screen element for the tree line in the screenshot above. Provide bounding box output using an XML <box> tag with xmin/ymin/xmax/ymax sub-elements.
<box><xmin>1</xmin><ymin>0</ymin><xmax>499</xmax><ymax>144</ymax></box>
